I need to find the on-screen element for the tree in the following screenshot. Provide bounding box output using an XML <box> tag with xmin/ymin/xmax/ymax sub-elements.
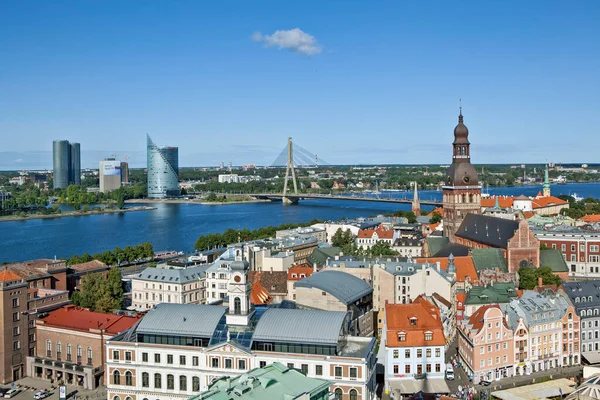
<box><xmin>116</xmin><ymin>189</ymin><xmax>125</xmax><ymax>209</ymax></box>
<box><xmin>369</xmin><ymin>241</ymin><xmax>398</xmax><ymax>257</ymax></box>
<box><xmin>518</xmin><ymin>267</ymin><xmax>537</xmax><ymax>290</ymax></box>
<box><xmin>430</xmin><ymin>212</ymin><xmax>442</xmax><ymax>224</ymax></box>
<box><xmin>106</xmin><ymin>267</ymin><xmax>124</xmax><ymax>309</ymax></box>
<box><xmin>537</xmin><ymin>266</ymin><xmax>562</xmax><ymax>286</ymax></box>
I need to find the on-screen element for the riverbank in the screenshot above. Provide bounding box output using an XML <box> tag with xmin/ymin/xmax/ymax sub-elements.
<box><xmin>0</xmin><ymin>206</ymin><xmax>157</xmax><ymax>223</ymax></box>
<box><xmin>125</xmin><ymin>198</ymin><xmax>271</xmax><ymax>205</ymax></box>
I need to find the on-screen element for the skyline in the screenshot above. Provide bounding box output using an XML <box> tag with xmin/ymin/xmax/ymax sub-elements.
<box><xmin>1</xmin><ymin>1</ymin><xmax>599</xmax><ymax>169</ymax></box>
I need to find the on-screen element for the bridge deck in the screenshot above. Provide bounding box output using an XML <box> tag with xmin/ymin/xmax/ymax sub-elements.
<box><xmin>253</xmin><ymin>193</ymin><xmax>442</xmax><ymax>206</ymax></box>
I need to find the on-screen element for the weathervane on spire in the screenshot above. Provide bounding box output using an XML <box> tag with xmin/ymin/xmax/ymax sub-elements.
<box><xmin>459</xmin><ymin>98</ymin><xmax>462</xmax><ymax>115</ymax></box>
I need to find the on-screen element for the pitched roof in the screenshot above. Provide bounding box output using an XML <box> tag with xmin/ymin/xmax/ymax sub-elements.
<box><xmin>532</xmin><ymin>196</ymin><xmax>569</xmax><ymax>209</ymax></box>
<box><xmin>579</xmin><ymin>214</ymin><xmax>600</xmax><ymax>223</ymax></box>
<box><xmin>471</xmin><ymin>248</ymin><xmax>508</xmax><ymax>272</ymax></box>
<box><xmin>465</xmin><ymin>283</ymin><xmax>518</xmax><ymax>305</ymax></box>
<box><xmin>540</xmin><ymin>249</ymin><xmax>569</xmax><ymax>272</ymax></box>
<box><xmin>0</xmin><ymin>268</ymin><xmax>23</xmax><ymax>282</ymax></box>
<box><xmin>433</xmin><ymin>242</ymin><xmax>470</xmax><ymax>257</ymax></box>
<box><xmin>252</xmin><ymin>308</ymin><xmax>347</xmax><ymax>346</ymax></box>
<box><xmin>455</xmin><ymin>214</ymin><xmax>519</xmax><ymax>249</ymax></box>
<box><xmin>250</xmin><ymin>281</ymin><xmax>273</xmax><ymax>305</ymax></box>
<box><xmin>432</xmin><ymin>292</ymin><xmax>452</xmax><ymax>308</ymax></box>
<box><xmin>385</xmin><ymin>297</ymin><xmax>445</xmax><ymax>347</ymax></box>
<box><xmin>481</xmin><ymin>196</ymin><xmax>515</xmax><ymax>208</ymax></box>
<box><xmin>465</xmin><ymin>305</ymin><xmax>505</xmax><ymax>334</ymax></box>
<box><xmin>136</xmin><ymin>303</ymin><xmax>227</xmax><ymax>338</ymax></box>
<box><xmin>357</xmin><ymin>226</ymin><xmax>394</xmax><ymax>239</ymax></box>
<box><xmin>69</xmin><ymin>259</ymin><xmax>107</xmax><ymax>272</ymax></box>
<box><xmin>294</xmin><ymin>270</ymin><xmax>372</xmax><ymax>305</ymax></box>
<box><xmin>309</xmin><ymin>246</ymin><xmax>341</xmax><ymax>267</ymax></box>
<box><xmin>135</xmin><ymin>264</ymin><xmax>210</xmax><ymax>284</ymax></box>
<box><xmin>287</xmin><ymin>265</ymin><xmax>314</xmax><ymax>281</ymax></box>
<box><xmin>40</xmin><ymin>305</ymin><xmax>139</xmax><ymax>334</ymax></box>
<box><xmin>428</xmin><ymin>207</ymin><xmax>444</xmax><ymax>216</ymax></box>
<box><xmin>426</xmin><ymin>236</ymin><xmax>450</xmax><ymax>256</ymax></box>
<box><xmin>249</xmin><ymin>271</ymin><xmax>288</xmax><ymax>294</ymax></box>
<box><xmin>415</xmin><ymin>256</ymin><xmax>478</xmax><ymax>283</ymax></box>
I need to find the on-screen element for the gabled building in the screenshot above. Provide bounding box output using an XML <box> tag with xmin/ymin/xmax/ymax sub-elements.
<box><xmin>562</xmin><ymin>281</ymin><xmax>600</xmax><ymax>360</ymax></box>
<box><xmin>382</xmin><ymin>297</ymin><xmax>449</xmax><ymax>397</ymax></box>
<box><xmin>457</xmin><ymin>305</ymin><xmax>514</xmax><ymax>383</ymax></box>
<box><xmin>356</xmin><ymin>226</ymin><xmax>395</xmax><ymax>250</ymax></box>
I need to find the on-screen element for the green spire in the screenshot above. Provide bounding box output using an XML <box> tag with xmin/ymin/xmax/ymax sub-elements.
<box><xmin>543</xmin><ymin>164</ymin><xmax>551</xmax><ymax>197</ymax></box>
<box><xmin>494</xmin><ymin>196</ymin><xmax>500</xmax><ymax>209</ymax></box>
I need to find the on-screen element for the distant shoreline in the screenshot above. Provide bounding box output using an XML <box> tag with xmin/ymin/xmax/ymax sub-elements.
<box><xmin>0</xmin><ymin>206</ymin><xmax>157</xmax><ymax>223</ymax></box>
<box><xmin>125</xmin><ymin>198</ymin><xmax>271</xmax><ymax>205</ymax></box>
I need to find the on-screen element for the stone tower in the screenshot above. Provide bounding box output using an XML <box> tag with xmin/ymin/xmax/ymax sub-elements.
<box><xmin>442</xmin><ymin>108</ymin><xmax>482</xmax><ymax>240</ymax></box>
<box><xmin>411</xmin><ymin>181</ymin><xmax>421</xmax><ymax>216</ymax></box>
<box><xmin>542</xmin><ymin>164</ymin><xmax>551</xmax><ymax>197</ymax></box>
<box><xmin>225</xmin><ymin>247</ymin><xmax>254</xmax><ymax>326</ymax></box>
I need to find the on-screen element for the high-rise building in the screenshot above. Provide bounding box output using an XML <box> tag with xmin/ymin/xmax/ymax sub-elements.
<box><xmin>147</xmin><ymin>134</ymin><xmax>180</xmax><ymax>198</ymax></box>
<box><xmin>52</xmin><ymin>140</ymin><xmax>80</xmax><ymax>189</ymax></box>
<box><xmin>99</xmin><ymin>158</ymin><xmax>122</xmax><ymax>193</ymax></box>
<box><xmin>442</xmin><ymin>108</ymin><xmax>482</xmax><ymax>240</ymax></box>
<box><xmin>120</xmin><ymin>161</ymin><xmax>129</xmax><ymax>184</ymax></box>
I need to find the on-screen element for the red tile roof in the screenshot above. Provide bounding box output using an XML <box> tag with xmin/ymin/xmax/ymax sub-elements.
<box><xmin>357</xmin><ymin>226</ymin><xmax>394</xmax><ymax>239</ymax></box>
<box><xmin>0</xmin><ymin>268</ymin><xmax>23</xmax><ymax>282</ymax></box>
<box><xmin>456</xmin><ymin>292</ymin><xmax>467</xmax><ymax>320</ymax></box>
<box><xmin>532</xmin><ymin>196</ymin><xmax>568</xmax><ymax>209</ymax></box>
<box><xmin>523</xmin><ymin>211</ymin><xmax>536</xmax><ymax>219</ymax></box>
<box><xmin>465</xmin><ymin>304</ymin><xmax>504</xmax><ymax>333</ymax></box>
<box><xmin>287</xmin><ymin>265</ymin><xmax>314</xmax><ymax>281</ymax></box>
<box><xmin>69</xmin><ymin>259</ymin><xmax>107</xmax><ymax>272</ymax></box>
<box><xmin>416</xmin><ymin>256</ymin><xmax>478</xmax><ymax>284</ymax></box>
<box><xmin>250</xmin><ymin>281</ymin><xmax>273</xmax><ymax>305</ymax></box>
<box><xmin>428</xmin><ymin>208</ymin><xmax>444</xmax><ymax>216</ymax></box>
<box><xmin>579</xmin><ymin>214</ymin><xmax>600</xmax><ymax>223</ymax></box>
<box><xmin>40</xmin><ymin>305</ymin><xmax>139</xmax><ymax>334</ymax></box>
<box><xmin>385</xmin><ymin>297</ymin><xmax>445</xmax><ymax>347</ymax></box>
<box><xmin>481</xmin><ymin>196</ymin><xmax>515</xmax><ymax>208</ymax></box>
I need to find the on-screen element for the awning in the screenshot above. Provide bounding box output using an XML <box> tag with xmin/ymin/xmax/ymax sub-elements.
<box><xmin>582</xmin><ymin>351</ymin><xmax>600</xmax><ymax>364</ymax></box>
<box><xmin>389</xmin><ymin>379</ymin><xmax>450</xmax><ymax>395</ymax></box>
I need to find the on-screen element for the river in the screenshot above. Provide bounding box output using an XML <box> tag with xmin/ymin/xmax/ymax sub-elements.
<box><xmin>1</xmin><ymin>183</ymin><xmax>598</xmax><ymax>263</ymax></box>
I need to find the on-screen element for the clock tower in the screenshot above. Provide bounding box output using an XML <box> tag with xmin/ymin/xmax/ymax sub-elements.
<box><xmin>442</xmin><ymin>108</ymin><xmax>482</xmax><ymax>240</ymax></box>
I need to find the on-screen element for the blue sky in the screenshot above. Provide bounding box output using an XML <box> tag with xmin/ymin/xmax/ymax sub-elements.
<box><xmin>1</xmin><ymin>1</ymin><xmax>599</xmax><ymax>169</ymax></box>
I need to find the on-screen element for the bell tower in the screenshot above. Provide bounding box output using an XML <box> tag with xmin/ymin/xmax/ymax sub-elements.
<box><xmin>225</xmin><ymin>247</ymin><xmax>254</xmax><ymax>326</ymax></box>
<box><xmin>442</xmin><ymin>104</ymin><xmax>482</xmax><ymax>240</ymax></box>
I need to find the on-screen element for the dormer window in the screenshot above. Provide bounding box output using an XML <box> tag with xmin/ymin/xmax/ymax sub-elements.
<box><xmin>410</xmin><ymin>317</ymin><xmax>417</xmax><ymax>326</ymax></box>
<box><xmin>292</xmin><ymin>274</ymin><xmax>297</xmax><ymax>278</ymax></box>
<box><xmin>398</xmin><ymin>333</ymin><xmax>406</xmax><ymax>342</ymax></box>
<box><xmin>425</xmin><ymin>332</ymin><xmax>433</xmax><ymax>341</ymax></box>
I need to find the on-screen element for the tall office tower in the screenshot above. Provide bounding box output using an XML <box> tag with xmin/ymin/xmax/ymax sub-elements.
<box><xmin>99</xmin><ymin>158</ymin><xmax>122</xmax><ymax>193</ymax></box>
<box><xmin>52</xmin><ymin>140</ymin><xmax>81</xmax><ymax>189</ymax></box>
<box><xmin>120</xmin><ymin>161</ymin><xmax>129</xmax><ymax>184</ymax></box>
<box><xmin>147</xmin><ymin>134</ymin><xmax>180</xmax><ymax>198</ymax></box>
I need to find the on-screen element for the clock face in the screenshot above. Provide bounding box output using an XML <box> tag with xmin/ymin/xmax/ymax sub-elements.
<box><xmin>463</xmin><ymin>175</ymin><xmax>471</xmax><ymax>184</ymax></box>
<box><xmin>234</xmin><ymin>275</ymin><xmax>241</xmax><ymax>283</ymax></box>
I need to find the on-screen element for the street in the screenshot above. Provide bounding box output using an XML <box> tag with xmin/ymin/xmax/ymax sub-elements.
<box><xmin>1</xmin><ymin>377</ymin><xmax>106</xmax><ymax>400</ymax></box>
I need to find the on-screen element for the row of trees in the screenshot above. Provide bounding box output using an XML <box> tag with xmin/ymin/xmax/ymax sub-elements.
<box><xmin>71</xmin><ymin>267</ymin><xmax>124</xmax><ymax>312</ymax></box>
<box><xmin>193</xmin><ymin>220</ymin><xmax>322</xmax><ymax>251</ymax></box>
<box><xmin>66</xmin><ymin>242</ymin><xmax>154</xmax><ymax>266</ymax></box>
<box><xmin>559</xmin><ymin>195</ymin><xmax>600</xmax><ymax>219</ymax></box>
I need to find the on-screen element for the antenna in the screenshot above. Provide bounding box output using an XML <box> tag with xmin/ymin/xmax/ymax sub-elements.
<box><xmin>459</xmin><ymin>98</ymin><xmax>462</xmax><ymax>114</ymax></box>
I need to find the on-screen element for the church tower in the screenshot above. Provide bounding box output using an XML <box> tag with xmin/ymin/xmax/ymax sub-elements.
<box><xmin>542</xmin><ymin>164</ymin><xmax>551</xmax><ymax>197</ymax></box>
<box><xmin>225</xmin><ymin>247</ymin><xmax>254</xmax><ymax>326</ymax></box>
<box><xmin>411</xmin><ymin>181</ymin><xmax>421</xmax><ymax>215</ymax></box>
<box><xmin>442</xmin><ymin>107</ymin><xmax>482</xmax><ymax>240</ymax></box>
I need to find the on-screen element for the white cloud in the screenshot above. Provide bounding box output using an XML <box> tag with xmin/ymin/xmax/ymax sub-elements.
<box><xmin>252</xmin><ymin>28</ymin><xmax>321</xmax><ymax>55</ymax></box>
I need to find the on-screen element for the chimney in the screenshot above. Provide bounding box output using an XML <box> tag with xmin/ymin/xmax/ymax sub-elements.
<box><xmin>436</xmin><ymin>261</ymin><xmax>441</xmax><ymax>272</ymax></box>
<box><xmin>538</xmin><ymin>277</ymin><xmax>543</xmax><ymax>288</ymax></box>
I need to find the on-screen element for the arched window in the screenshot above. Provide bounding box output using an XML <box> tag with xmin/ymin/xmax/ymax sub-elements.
<box><xmin>234</xmin><ymin>297</ymin><xmax>241</xmax><ymax>315</ymax></box>
<box><xmin>180</xmin><ymin>375</ymin><xmax>187</xmax><ymax>391</ymax></box>
<box><xmin>154</xmin><ymin>373</ymin><xmax>162</xmax><ymax>389</ymax></box>
<box><xmin>334</xmin><ymin>388</ymin><xmax>343</xmax><ymax>400</ymax></box>
<box><xmin>192</xmin><ymin>377</ymin><xmax>200</xmax><ymax>392</ymax></box>
<box><xmin>56</xmin><ymin>341</ymin><xmax>62</xmax><ymax>356</ymax></box>
<box><xmin>595</xmin><ymin>309</ymin><xmax>599</xmax><ymax>316</ymax></box>
<box><xmin>576</xmin><ymin>298</ymin><xmax>580</xmax><ymax>303</ymax></box>
<box><xmin>125</xmin><ymin>371</ymin><xmax>132</xmax><ymax>386</ymax></box>
<box><xmin>589</xmin><ymin>296</ymin><xmax>593</xmax><ymax>302</ymax></box>
<box><xmin>113</xmin><ymin>370</ymin><xmax>121</xmax><ymax>385</ymax></box>
<box><xmin>125</xmin><ymin>397</ymin><xmax>132</xmax><ymax>400</ymax></box>
<box><xmin>142</xmin><ymin>372</ymin><xmax>149</xmax><ymax>388</ymax></box>
<box><xmin>167</xmin><ymin>374</ymin><xmax>175</xmax><ymax>390</ymax></box>
<box><xmin>568</xmin><ymin>313</ymin><xmax>573</xmax><ymax>320</ymax></box>
<box><xmin>46</xmin><ymin>340</ymin><xmax>52</xmax><ymax>356</ymax></box>
<box><xmin>350</xmin><ymin>389</ymin><xmax>358</xmax><ymax>400</ymax></box>
<box><xmin>462</xmin><ymin>194</ymin><xmax>467</xmax><ymax>203</ymax></box>
<box><xmin>87</xmin><ymin>347</ymin><xmax>92</xmax><ymax>364</ymax></box>
<box><xmin>66</xmin><ymin>343</ymin><xmax>72</xmax><ymax>361</ymax></box>
<box><xmin>113</xmin><ymin>396</ymin><xmax>120</xmax><ymax>400</ymax></box>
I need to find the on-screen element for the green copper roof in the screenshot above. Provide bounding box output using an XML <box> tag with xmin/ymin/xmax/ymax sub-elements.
<box><xmin>426</xmin><ymin>236</ymin><xmax>449</xmax><ymax>257</ymax></box>
<box><xmin>310</xmin><ymin>246</ymin><xmax>341</xmax><ymax>267</ymax></box>
<box><xmin>191</xmin><ymin>362</ymin><xmax>331</xmax><ymax>400</ymax></box>
<box><xmin>465</xmin><ymin>282</ymin><xmax>518</xmax><ymax>305</ymax></box>
<box><xmin>540</xmin><ymin>249</ymin><xmax>569</xmax><ymax>272</ymax></box>
<box><xmin>471</xmin><ymin>248</ymin><xmax>508</xmax><ymax>272</ymax></box>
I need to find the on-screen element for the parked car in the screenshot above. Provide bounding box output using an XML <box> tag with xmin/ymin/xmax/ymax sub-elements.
<box><xmin>34</xmin><ymin>390</ymin><xmax>50</xmax><ymax>400</ymax></box>
<box><xmin>480</xmin><ymin>380</ymin><xmax>492</xmax><ymax>386</ymax></box>
<box><xmin>445</xmin><ymin>364</ymin><xmax>455</xmax><ymax>380</ymax></box>
<box><xmin>4</xmin><ymin>389</ymin><xmax>20</xmax><ymax>398</ymax></box>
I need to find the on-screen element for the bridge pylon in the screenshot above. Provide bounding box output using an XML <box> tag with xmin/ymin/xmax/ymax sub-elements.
<box><xmin>282</xmin><ymin>137</ymin><xmax>299</xmax><ymax>204</ymax></box>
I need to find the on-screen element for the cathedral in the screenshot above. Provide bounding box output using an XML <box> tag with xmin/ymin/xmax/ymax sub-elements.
<box><xmin>442</xmin><ymin>109</ymin><xmax>482</xmax><ymax>240</ymax></box>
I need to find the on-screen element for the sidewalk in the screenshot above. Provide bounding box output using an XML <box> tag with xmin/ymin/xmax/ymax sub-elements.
<box><xmin>473</xmin><ymin>365</ymin><xmax>583</xmax><ymax>393</ymax></box>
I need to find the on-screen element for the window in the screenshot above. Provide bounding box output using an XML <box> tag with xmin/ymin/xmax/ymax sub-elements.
<box><xmin>192</xmin><ymin>377</ymin><xmax>200</xmax><ymax>392</ymax></box>
<box><xmin>393</xmin><ymin>365</ymin><xmax>399</xmax><ymax>374</ymax></box>
<box><xmin>393</xmin><ymin>350</ymin><xmax>399</xmax><ymax>358</ymax></box>
<box><xmin>125</xmin><ymin>371</ymin><xmax>132</xmax><ymax>386</ymax></box>
<box><xmin>66</xmin><ymin>344</ymin><xmax>72</xmax><ymax>361</ymax></box>
<box><xmin>425</xmin><ymin>333</ymin><xmax>432</xmax><ymax>341</ymax></box>
<box><xmin>350</xmin><ymin>367</ymin><xmax>357</xmax><ymax>379</ymax></box>
<box><xmin>436</xmin><ymin>364</ymin><xmax>441</xmax><ymax>372</ymax></box>
<box><xmin>180</xmin><ymin>355</ymin><xmax>186</xmax><ymax>365</ymax></box>
<box><xmin>113</xmin><ymin>350</ymin><xmax>120</xmax><ymax>361</ymax></box>
<box><xmin>167</xmin><ymin>374</ymin><xmax>174</xmax><ymax>390</ymax></box>
<box><xmin>142</xmin><ymin>352</ymin><xmax>148</xmax><ymax>362</ymax></box>
<box><xmin>591</xmin><ymin>245</ymin><xmax>600</xmax><ymax>253</ymax></box>
<box><xmin>155</xmin><ymin>354</ymin><xmax>161</xmax><ymax>363</ymax></box>
<box><xmin>167</xmin><ymin>354</ymin><xmax>173</xmax><ymax>364</ymax></box>
<box><xmin>87</xmin><ymin>347</ymin><xmax>92</xmax><ymax>365</ymax></box>
<box><xmin>435</xmin><ymin>348</ymin><xmax>440</xmax><ymax>357</ymax></box>
<box><xmin>301</xmin><ymin>364</ymin><xmax>309</xmax><ymax>375</ymax></box>
<box><xmin>561</xmin><ymin>244</ymin><xmax>566</xmax><ymax>251</ymax></box>
<box><xmin>13</xmin><ymin>341</ymin><xmax>20</xmax><ymax>351</ymax></box>
<box><xmin>480</xmin><ymin>347</ymin><xmax>484</xmax><ymax>354</ymax></box>
<box><xmin>239</xmin><ymin>359</ymin><xmax>246</xmax><ymax>370</ymax></box>
<box><xmin>141</xmin><ymin>372</ymin><xmax>149</xmax><ymax>388</ymax></box>
<box><xmin>113</xmin><ymin>371</ymin><xmax>121</xmax><ymax>385</ymax></box>
<box><xmin>334</xmin><ymin>388</ymin><xmax>343</xmax><ymax>400</ymax></box>
<box><xmin>335</xmin><ymin>366</ymin><xmax>343</xmax><ymax>378</ymax></box>
<box><xmin>398</xmin><ymin>333</ymin><xmax>406</xmax><ymax>342</ymax></box>
<box><xmin>179</xmin><ymin>376</ymin><xmax>187</xmax><ymax>391</ymax></box>
<box><xmin>260</xmin><ymin>361</ymin><xmax>266</xmax><ymax>368</ymax></box>
<box><xmin>154</xmin><ymin>373</ymin><xmax>161</xmax><ymax>389</ymax></box>
<box><xmin>125</xmin><ymin>351</ymin><xmax>132</xmax><ymax>361</ymax></box>
<box><xmin>225</xmin><ymin>359</ymin><xmax>232</xmax><ymax>369</ymax></box>
<box><xmin>211</xmin><ymin>358</ymin><xmax>219</xmax><ymax>368</ymax></box>
<box><xmin>417</xmin><ymin>349</ymin><xmax>422</xmax><ymax>358</ymax></box>
<box><xmin>350</xmin><ymin>389</ymin><xmax>358</xmax><ymax>400</ymax></box>
<box><xmin>590</xmin><ymin>255</ymin><xmax>600</xmax><ymax>263</ymax></box>
<box><xmin>316</xmin><ymin>365</ymin><xmax>323</xmax><ymax>375</ymax></box>
<box><xmin>405</xmin><ymin>364</ymin><xmax>411</xmax><ymax>374</ymax></box>
<box><xmin>405</xmin><ymin>349</ymin><xmax>411</xmax><ymax>358</ymax></box>
<box><xmin>426</xmin><ymin>349</ymin><xmax>431</xmax><ymax>357</ymax></box>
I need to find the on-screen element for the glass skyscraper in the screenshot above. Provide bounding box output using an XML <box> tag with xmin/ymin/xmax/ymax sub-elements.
<box><xmin>52</xmin><ymin>140</ymin><xmax>80</xmax><ymax>189</ymax></box>
<box><xmin>147</xmin><ymin>134</ymin><xmax>180</xmax><ymax>198</ymax></box>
